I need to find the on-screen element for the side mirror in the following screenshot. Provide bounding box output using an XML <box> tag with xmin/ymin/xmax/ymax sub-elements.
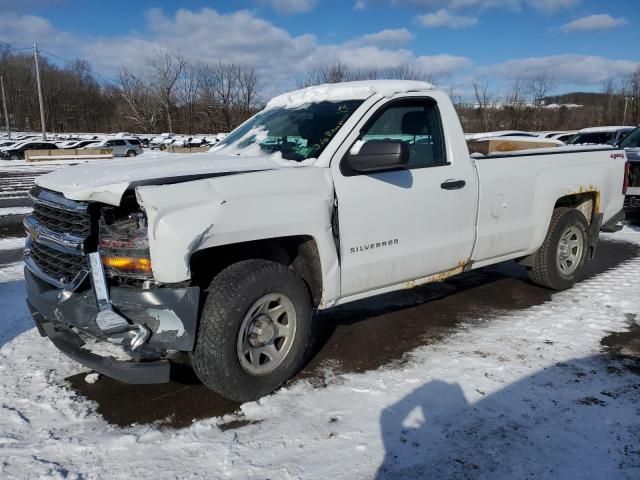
<box><xmin>346</xmin><ymin>140</ymin><xmax>409</xmax><ymax>173</ymax></box>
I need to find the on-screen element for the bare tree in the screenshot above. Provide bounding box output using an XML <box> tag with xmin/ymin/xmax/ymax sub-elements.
<box><xmin>299</xmin><ymin>60</ymin><xmax>431</xmax><ymax>88</ymax></box>
<box><xmin>528</xmin><ymin>74</ymin><xmax>554</xmax><ymax>107</ymax></box>
<box><xmin>146</xmin><ymin>50</ymin><xmax>187</xmax><ymax>133</ymax></box>
<box><xmin>473</xmin><ymin>81</ymin><xmax>494</xmax><ymax>132</ymax></box>
<box><xmin>119</xmin><ymin>68</ymin><xmax>161</xmax><ymax>132</ymax></box>
<box><xmin>505</xmin><ymin>79</ymin><xmax>526</xmax><ymax>130</ymax></box>
<box><xmin>176</xmin><ymin>63</ymin><xmax>201</xmax><ymax>136</ymax></box>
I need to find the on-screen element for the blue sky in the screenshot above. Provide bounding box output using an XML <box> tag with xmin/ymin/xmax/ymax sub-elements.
<box><xmin>0</xmin><ymin>0</ymin><xmax>638</xmax><ymax>99</ymax></box>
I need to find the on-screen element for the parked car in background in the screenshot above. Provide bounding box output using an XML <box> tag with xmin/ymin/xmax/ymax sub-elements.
<box><xmin>0</xmin><ymin>141</ymin><xmax>58</xmax><ymax>160</ymax></box>
<box><xmin>59</xmin><ymin>140</ymin><xmax>102</xmax><ymax>149</ymax></box>
<box><xmin>619</xmin><ymin>126</ymin><xmax>640</xmax><ymax>211</ymax></box>
<box><xmin>83</xmin><ymin>138</ymin><xmax>143</xmax><ymax>157</ymax></box>
<box><xmin>549</xmin><ymin>131</ymin><xmax>578</xmax><ymax>143</ymax></box>
<box><xmin>566</xmin><ymin>126</ymin><xmax>634</xmax><ymax>146</ymax></box>
<box><xmin>149</xmin><ymin>133</ymin><xmax>174</xmax><ymax>150</ymax></box>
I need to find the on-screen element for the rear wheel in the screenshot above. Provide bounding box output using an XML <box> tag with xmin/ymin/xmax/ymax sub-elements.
<box><xmin>125</xmin><ymin>150</ymin><xmax>137</xmax><ymax>157</ymax></box>
<box><xmin>10</xmin><ymin>154</ymin><xmax>20</xmax><ymax>160</ymax></box>
<box><xmin>528</xmin><ymin>207</ymin><xmax>589</xmax><ymax>290</ymax></box>
<box><xmin>190</xmin><ymin>259</ymin><xmax>313</xmax><ymax>402</ymax></box>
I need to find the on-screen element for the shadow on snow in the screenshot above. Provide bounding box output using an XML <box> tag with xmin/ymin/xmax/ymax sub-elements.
<box><xmin>376</xmin><ymin>354</ymin><xmax>640</xmax><ymax>479</ymax></box>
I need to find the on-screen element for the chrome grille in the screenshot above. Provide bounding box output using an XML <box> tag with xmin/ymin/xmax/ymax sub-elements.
<box><xmin>25</xmin><ymin>187</ymin><xmax>93</xmax><ymax>289</ymax></box>
<box><xmin>33</xmin><ymin>203</ymin><xmax>91</xmax><ymax>236</ymax></box>
<box><xmin>29</xmin><ymin>242</ymin><xmax>87</xmax><ymax>283</ymax></box>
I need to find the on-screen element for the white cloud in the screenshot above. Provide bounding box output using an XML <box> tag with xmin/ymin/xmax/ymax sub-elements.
<box><xmin>527</xmin><ymin>0</ymin><xmax>580</xmax><ymax>13</ymax></box>
<box><xmin>479</xmin><ymin>54</ymin><xmax>640</xmax><ymax>85</ymax></box>
<box><xmin>415</xmin><ymin>54</ymin><xmax>474</xmax><ymax>76</ymax></box>
<box><xmin>560</xmin><ymin>14</ymin><xmax>627</xmax><ymax>33</ymax></box>
<box><xmin>416</xmin><ymin>9</ymin><xmax>478</xmax><ymax>29</ymax></box>
<box><xmin>356</xmin><ymin>28</ymin><xmax>414</xmax><ymax>46</ymax></box>
<box><xmin>0</xmin><ymin>13</ymin><xmax>74</xmax><ymax>47</ymax></box>
<box><xmin>391</xmin><ymin>0</ymin><xmax>580</xmax><ymax>13</ymax></box>
<box><xmin>354</xmin><ymin>0</ymin><xmax>367</xmax><ymax>10</ymax></box>
<box><xmin>259</xmin><ymin>0</ymin><xmax>317</xmax><ymax>14</ymax></box>
<box><xmin>2</xmin><ymin>8</ymin><xmax>635</xmax><ymax>100</ymax></box>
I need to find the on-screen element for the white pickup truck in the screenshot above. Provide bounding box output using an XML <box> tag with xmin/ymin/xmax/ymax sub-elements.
<box><xmin>24</xmin><ymin>80</ymin><xmax>628</xmax><ymax>402</ymax></box>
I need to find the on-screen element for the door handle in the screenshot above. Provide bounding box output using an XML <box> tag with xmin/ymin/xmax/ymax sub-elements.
<box><xmin>441</xmin><ymin>179</ymin><xmax>466</xmax><ymax>190</ymax></box>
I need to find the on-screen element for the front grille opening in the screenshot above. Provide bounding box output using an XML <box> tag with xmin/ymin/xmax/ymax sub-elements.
<box><xmin>29</xmin><ymin>242</ymin><xmax>86</xmax><ymax>283</ymax></box>
<box><xmin>33</xmin><ymin>203</ymin><xmax>91</xmax><ymax>237</ymax></box>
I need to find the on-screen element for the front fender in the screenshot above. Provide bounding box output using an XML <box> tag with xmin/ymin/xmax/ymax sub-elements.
<box><xmin>135</xmin><ymin>167</ymin><xmax>341</xmax><ymax>305</ymax></box>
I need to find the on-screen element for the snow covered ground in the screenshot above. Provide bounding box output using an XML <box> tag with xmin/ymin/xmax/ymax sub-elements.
<box><xmin>0</xmin><ymin>227</ymin><xmax>638</xmax><ymax>478</ymax></box>
<box><xmin>0</xmin><ymin>156</ymin><xmax>638</xmax><ymax>478</ymax></box>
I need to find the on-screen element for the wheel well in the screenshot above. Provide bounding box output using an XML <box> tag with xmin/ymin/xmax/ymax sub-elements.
<box><xmin>189</xmin><ymin>236</ymin><xmax>323</xmax><ymax>307</ymax></box>
<box><xmin>554</xmin><ymin>191</ymin><xmax>598</xmax><ymax>224</ymax></box>
<box><xmin>519</xmin><ymin>192</ymin><xmax>600</xmax><ymax>268</ymax></box>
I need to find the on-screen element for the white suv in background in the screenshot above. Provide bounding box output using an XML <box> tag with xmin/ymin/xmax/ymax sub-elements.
<box><xmin>84</xmin><ymin>138</ymin><xmax>144</xmax><ymax>157</ymax></box>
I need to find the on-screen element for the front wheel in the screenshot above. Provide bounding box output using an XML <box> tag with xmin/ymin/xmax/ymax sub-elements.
<box><xmin>190</xmin><ymin>259</ymin><xmax>313</xmax><ymax>402</ymax></box>
<box><xmin>528</xmin><ymin>207</ymin><xmax>589</xmax><ymax>290</ymax></box>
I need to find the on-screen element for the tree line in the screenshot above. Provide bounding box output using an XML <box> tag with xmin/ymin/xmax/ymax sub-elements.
<box><xmin>462</xmin><ymin>72</ymin><xmax>640</xmax><ymax>133</ymax></box>
<box><xmin>0</xmin><ymin>45</ymin><xmax>259</xmax><ymax>135</ymax></box>
<box><xmin>0</xmin><ymin>45</ymin><xmax>638</xmax><ymax>136</ymax></box>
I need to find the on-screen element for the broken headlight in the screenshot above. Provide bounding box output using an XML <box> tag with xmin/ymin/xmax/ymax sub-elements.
<box><xmin>98</xmin><ymin>208</ymin><xmax>153</xmax><ymax>280</ymax></box>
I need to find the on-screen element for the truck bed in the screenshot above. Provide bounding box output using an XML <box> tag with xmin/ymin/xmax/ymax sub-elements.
<box><xmin>470</xmin><ymin>146</ymin><xmax>625</xmax><ymax>268</ymax></box>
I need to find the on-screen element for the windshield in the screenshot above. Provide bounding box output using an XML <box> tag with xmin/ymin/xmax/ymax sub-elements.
<box><xmin>620</xmin><ymin>127</ymin><xmax>640</xmax><ymax>148</ymax></box>
<box><xmin>216</xmin><ymin>100</ymin><xmax>363</xmax><ymax>162</ymax></box>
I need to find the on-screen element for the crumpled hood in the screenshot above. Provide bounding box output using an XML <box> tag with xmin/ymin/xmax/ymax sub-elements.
<box><xmin>35</xmin><ymin>152</ymin><xmax>287</xmax><ymax>205</ymax></box>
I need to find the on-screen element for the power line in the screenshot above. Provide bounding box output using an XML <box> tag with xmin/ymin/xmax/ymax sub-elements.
<box><xmin>39</xmin><ymin>48</ymin><xmax>122</xmax><ymax>86</ymax></box>
<box><xmin>2</xmin><ymin>46</ymin><xmax>33</xmax><ymax>53</ymax></box>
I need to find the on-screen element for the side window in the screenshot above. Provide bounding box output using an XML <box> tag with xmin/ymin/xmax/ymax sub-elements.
<box><xmin>115</xmin><ymin>140</ymin><xmax>126</xmax><ymax>146</ymax></box>
<box><xmin>358</xmin><ymin>99</ymin><xmax>447</xmax><ymax>168</ymax></box>
<box><xmin>104</xmin><ymin>141</ymin><xmax>114</xmax><ymax>147</ymax></box>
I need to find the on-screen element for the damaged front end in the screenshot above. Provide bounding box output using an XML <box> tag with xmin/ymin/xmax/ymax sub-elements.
<box><xmin>24</xmin><ymin>187</ymin><xmax>199</xmax><ymax>384</ymax></box>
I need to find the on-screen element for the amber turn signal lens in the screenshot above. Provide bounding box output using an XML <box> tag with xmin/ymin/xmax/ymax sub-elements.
<box><xmin>102</xmin><ymin>256</ymin><xmax>152</xmax><ymax>273</ymax></box>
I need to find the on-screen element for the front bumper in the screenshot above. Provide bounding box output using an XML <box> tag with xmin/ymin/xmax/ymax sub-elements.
<box><xmin>25</xmin><ymin>268</ymin><xmax>200</xmax><ymax>383</ymax></box>
<box><xmin>29</xmin><ymin>304</ymin><xmax>171</xmax><ymax>384</ymax></box>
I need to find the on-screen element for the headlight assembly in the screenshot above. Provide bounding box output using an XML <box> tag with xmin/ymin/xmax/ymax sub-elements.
<box><xmin>98</xmin><ymin>209</ymin><xmax>153</xmax><ymax>280</ymax></box>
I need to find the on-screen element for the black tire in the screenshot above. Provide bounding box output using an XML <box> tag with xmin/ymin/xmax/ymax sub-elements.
<box><xmin>10</xmin><ymin>154</ymin><xmax>20</xmax><ymax>160</ymax></box>
<box><xmin>528</xmin><ymin>207</ymin><xmax>590</xmax><ymax>291</ymax></box>
<box><xmin>125</xmin><ymin>150</ymin><xmax>136</xmax><ymax>157</ymax></box>
<box><xmin>190</xmin><ymin>259</ymin><xmax>313</xmax><ymax>402</ymax></box>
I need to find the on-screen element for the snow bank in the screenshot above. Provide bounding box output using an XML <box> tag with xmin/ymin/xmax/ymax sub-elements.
<box><xmin>0</xmin><ymin>237</ymin><xmax>25</xmax><ymax>250</ymax></box>
<box><xmin>0</xmin><ymin>206</ymin><xmax>32</xmax><ymax>216</ymax></box>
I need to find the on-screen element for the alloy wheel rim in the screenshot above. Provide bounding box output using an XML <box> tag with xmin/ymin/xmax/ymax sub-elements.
<box><xmin>556</xmin><ymin>225</ymin><xmax>584</xmax><ymax>276</ymax></box>
<box><xmin>237</xmin><ymin>293</ymin><xmax>297</xmax><ymax>376</ymax></box>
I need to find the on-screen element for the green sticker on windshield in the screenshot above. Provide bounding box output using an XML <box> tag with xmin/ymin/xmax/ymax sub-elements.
<box><xmin>296</xmin><ymin>146</ymin><xmax>315</xmax><ymax>157</ymax></box>
<box><xmin>337</xmin><ymin>104</ymin><xmax>349</xmax><ymax>113</ymax></box>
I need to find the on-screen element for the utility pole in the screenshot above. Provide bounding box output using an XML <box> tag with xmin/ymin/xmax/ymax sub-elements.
<box><xmin>0</xmin><ymin>75</ymin><xmax>9</xmax><ymax>140</ymax></box>
<box><xmin>33</xmin><ymin>42</ymin><xmax>47</xmax><ymax>140</ymax></box>
<box><xmin>623</xmin><ymin>97</ymin><xmax>634</xmax><ymax>126</ymax></box>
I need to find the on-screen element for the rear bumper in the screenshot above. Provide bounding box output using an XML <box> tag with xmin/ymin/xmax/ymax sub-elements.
<box><xmin>624</xmin><ymin>195</ymin><xmax>640</xmax><ymax>210</ymax></box>
<box><xmin>29</xmin><ymin>303</ymin><xmax>170</xmax><ymax>384</ymax></box>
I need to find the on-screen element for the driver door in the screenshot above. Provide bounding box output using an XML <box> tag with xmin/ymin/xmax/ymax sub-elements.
<box><xmin>332</xmin><ymin>96</ymin><xmax>477</xmax><ymax>297</ymax></box>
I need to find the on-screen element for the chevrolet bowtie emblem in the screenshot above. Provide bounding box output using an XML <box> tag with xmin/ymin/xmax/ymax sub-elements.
<box><xmin>28</xmin><ymin>224</ymin><xmax>40</xmax><ymax>242</ymax></box>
